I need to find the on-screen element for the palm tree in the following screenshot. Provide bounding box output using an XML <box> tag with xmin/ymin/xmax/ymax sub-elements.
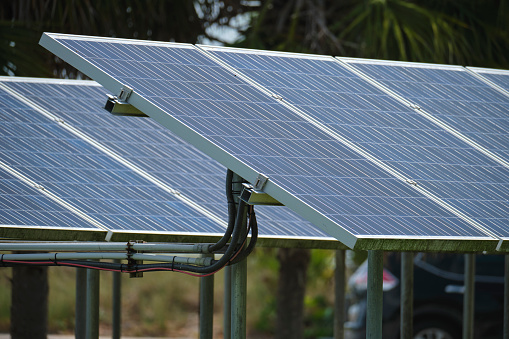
<box><xmin>237</xmin><ymin>0</ymin><xmax>509</xmax><ymax>68</ymax></box>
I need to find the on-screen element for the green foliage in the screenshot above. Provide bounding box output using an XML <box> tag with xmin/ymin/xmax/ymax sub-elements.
<box><xmin>236</xmin><ymin>0</ymin><xmax>509</xmax><ymax>68</ymax></box>
<box><xmin>304</xmin><ymin>295</ymin><xmax>334</xmax><ymax>338</ymax></box>
<box><xmin>0</xmin><ymin>0</ymin><xmax>253</xmax><ymax>77</ymax></box>
<box><xmin>0</xmin><ymin>269</ymin><xmax>11</xmax><ymax>332</ymax></box>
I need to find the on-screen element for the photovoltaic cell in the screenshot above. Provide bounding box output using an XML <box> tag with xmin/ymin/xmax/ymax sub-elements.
<box><xmin>40</xmin><ymin>34</ymin><xmax>498</xmax><ymax>249</ymax></box>
<box><xmin>467</xmin><ymin>67</ymin><xmax>509</xmax><ymax>96</ymax></box>
<box><xmin>2</xmin><ymin>78</ymin><xmax>330</xmax><ymax>241</ymax></box>
<box><xmin>202</xmin><ymin>49</ymin><xmax>509</xmax><ymax>239</ymax></box>
<box><xmin>0</xmin><ymin>85</ymin><xmax>223</xmax><ymax>235</ymax></box>
<box><xmin>342</xmin><ymin>60</ymin><xmax>509</xmax><ymax>164</ymax></box>
<box><xmin>0</xmin><ymin>167</ymin><xmax>99</xmax><ymax>231</ymax></box>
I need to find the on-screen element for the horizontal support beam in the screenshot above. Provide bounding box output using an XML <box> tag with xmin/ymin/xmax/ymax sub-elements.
<box><xmin>0</xmin><ymin>252</ymin><xmax>214</xmax><ymax>265</ymax></box>
<box><xmin>0</xmin><ymin>242</ymin><xmax>214</xmax><ymax>253</ymax></box>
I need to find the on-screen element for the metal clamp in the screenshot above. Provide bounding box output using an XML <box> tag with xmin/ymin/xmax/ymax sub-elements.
<box><xmin>405</xmin><ymin>179</ymin><xmax>418</xmax><ymax>186</ymax></box>
<box><xmin>253</xmin><ymin>173</ymin><xmax>269</xmax><ymax>190</ymax></box>
<box><xmin>118</xmin><ymin>86</ymin><xmax>133</xmax><ymax>102</ymax></box>
<box><xmin>126</xmin><ymin>240</ymin><xmax>145</xmax><ymax>278</ymax></box>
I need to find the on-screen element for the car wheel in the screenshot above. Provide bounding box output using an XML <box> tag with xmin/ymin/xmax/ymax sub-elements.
<box><xmin>413</xmin><ymin>319</ymin><xmax>459</xmax><ymax>339</ymax></box>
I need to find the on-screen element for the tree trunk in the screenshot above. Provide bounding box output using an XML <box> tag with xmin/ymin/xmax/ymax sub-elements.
<box><xmin>11</xmin><ymin>265</ymin><xmax>48</xmax><ymax>339</ymax></box>
<box><xmin>276</xmin><ymin>248</ymin><xmax>311</xmax><ymax>339</ymax></box>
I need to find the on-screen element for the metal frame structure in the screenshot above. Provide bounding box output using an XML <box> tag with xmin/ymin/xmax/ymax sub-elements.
<box><xmin>0</xmin><ymin>34</ymin><xmax>507</xmax><ymax>339</ymax></box>
<box><xmin>37</xmin><ymin>33</ymin><xmax>507</xmax><ymax>253</ymax></box>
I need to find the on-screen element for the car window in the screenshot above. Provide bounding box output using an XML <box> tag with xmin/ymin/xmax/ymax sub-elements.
<box><xmin>416</xmin><ymin>253</ymin><xmax>504</xmax><ymax>281</ymax></box>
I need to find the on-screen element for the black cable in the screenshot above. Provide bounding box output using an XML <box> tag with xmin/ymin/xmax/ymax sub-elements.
<box><xmin>208</xmin><ymin>169</ymin><xmax>237</xmax><ymax>253</ymax></box>
<box><xmin>229</xmin><ymin>205</ymin><xmax>258</xmax><ymax>265</ymax></box>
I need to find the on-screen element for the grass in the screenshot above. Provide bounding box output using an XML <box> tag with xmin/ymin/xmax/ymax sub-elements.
<box><xmin>0</xmin><ymin>249</ymin><xmax>345</xmax><ymax>338</ymax></box>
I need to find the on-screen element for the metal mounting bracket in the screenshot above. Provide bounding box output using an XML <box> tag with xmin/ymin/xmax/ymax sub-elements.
<box><xmin>104</xmin><ymin>94</ymin><xmax>148</xmax><ymax>117</ymax></box>
<box><xmin>240</xmin><ymin>183</ymin><xmax>283</xmax><ymax>206</ymax></box>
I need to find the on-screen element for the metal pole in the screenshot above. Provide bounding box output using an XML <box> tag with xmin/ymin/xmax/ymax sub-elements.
<box><xmin>223</xmin><ymin>265</ymin><xmax>232</xmax><ymax>339</ymax></box>
<box><xmin>230</xmin><ymin>172</ymin><xmax>247</xmax><ymax>339</ymax></box>
<box><xmin>200</xmin><ymin>254</ymin><xmax>215</xmax><ymax>339</ymax></box>
<box><xmin>75</xmin><ymin>268</ymin><xmax>87</xmax><ymax>339</ymax></box>
<box><xmin>0</xmin><ymin>242</ymin><xmax>215</xmax><ymax>252</ymax></box>
<box><xmin>367</xmin><ymin>250</ymin><xmax>383</xmax><ymax>339</ymax></box>
<box><xmin>400</xmin><ymin>252</ymin><xmax>414</xmax><ymax>339</ymax></box>
<box><xmin>85</xmin><ymin>268</ymin><xmax>100</xmax><ymax>339</ymax></box>
<box><xmin>463</xmin><ymin>254</ymin><xmax>475</xmax><ymax>339</ymax></box>
<box><xmin>334</xmin><ymin>250</ymin><xmax>345</xmax><ymax>339</ymax></box>
<box><xmin>231</xmin><ymin>258</ymin><xmax>247</xmax><ymax>339</ymax></box>
<box><xmin>112</xmin><ymin>260</ymin><xmax>121</xmax><ymax>339</ymax></box>
<box><xmin>504</xmin><ymin>255</ymin><xmax>509</xmax><ymax>339</ymax></box>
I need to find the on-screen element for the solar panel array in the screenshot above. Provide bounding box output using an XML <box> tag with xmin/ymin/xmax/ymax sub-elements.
<box><xmin>0</xmin><ymin>77</ymin><xmax>335</xmax><ymax>246</ymax></box>
<box><xmin>467</xmin><ymin>67</ymin><xmax>509</xmax><ymax>94</ymax></box>
<box><xmin>38</xmin><ymin>33</ymin><xmax>509</xmax><ymax>251</ymax></box>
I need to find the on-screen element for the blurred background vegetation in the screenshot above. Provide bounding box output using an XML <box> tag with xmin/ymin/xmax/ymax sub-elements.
<box><xmin>1</xmin><ymin>0</ymin><xmax>509</xmax><ymax>78</ymax></box>
<box><xmin>1</xmin><ymin>0</ymin><xmax>508</xmax><ymax>337</ymax></box>
<box><xmin>0</xmin><ymin>248</ymin><xmax>345</xmax><ymax>337</ymax></box>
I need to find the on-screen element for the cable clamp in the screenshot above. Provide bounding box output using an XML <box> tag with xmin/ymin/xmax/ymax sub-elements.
<box><xmin>409</xmin><ymin>103</ymin><xmax>421</xmax><ymax>110</ymax></box>
<box><xmin>127</xmin><ymin>240</ymin><xmax>144</xmax><ymax>278</ymax></box>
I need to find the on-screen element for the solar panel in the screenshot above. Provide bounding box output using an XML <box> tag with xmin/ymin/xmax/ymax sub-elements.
<box><xmin>331</xmin><ymin>59</ymin><xmax>509</xmax><ymax>236</ymax></box>
<box><xmin>466</xmin><ymin>67</ymin><xmax>509</xmax><ymax>97</ymax></box>
<box><xmin>1</xmin><ymin>77</ymin><xmax>333</xmax><ymax>245</ymax></box>
<box><xmin>0</xmin><ymin>80</ymin><xmax>229</xmax><ymax>241</ymax></box>
<box><xmin>40</xmin><ymin>33</ymin><xmax>501</xmax><ymax>251</ymax></box>
<box><xmin>200</xmin><ymin>48</ymin><xmax>509</xmax><ymax>241</ymax></box>
<box><xmin>340</xmin><ymin>59</ymin><xmax>509</xmax><ymax>165</ymax></box>
<box><xmin>0</xmin><ymin>166</ymin><xmax>105</xmax><ymax>239</ymax></box>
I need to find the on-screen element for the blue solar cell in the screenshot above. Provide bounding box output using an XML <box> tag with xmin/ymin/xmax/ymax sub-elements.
<box><xmin>40</xmin><ymin>34</ymin><xmax>498</xmax><ymax>246</ymax></box>
<box><xmin>197</xmin><ymin>48</ymin><xmax>509</xmax><ymax>240</ymax></box>
<box><xmin>0</xmin><ymin>86</ymin><xmax>224</xmax><ymax>234</ymax></box>
<box><xmin>0</xmin><ymin>168</ymin><xmax>98</xmax><ymax>230</ymax></box>
<box><xmin>468</xmin><ymin>67</ymin><xmax>509</xmax><ymax>95</ymax></box>
<box><xmin>343</xmin><ymin>60</ymin><xmax>509</xmax><ymax>162</ymax></box>
<box><xmin>202</xmin><ymin>50</ymin><xmax>509</xmax><ymax>239</ymax></box>
<box><xmin>2</xmin><ymin>79</ymin><xmax>330</xmax><ymax>240</ymax></box>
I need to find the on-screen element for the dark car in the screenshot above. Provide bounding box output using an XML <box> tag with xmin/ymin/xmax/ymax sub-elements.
<box><xmin>345</xmin><ymin>252</ymin><xmax>504</xmax><ymax>339</ymax></box>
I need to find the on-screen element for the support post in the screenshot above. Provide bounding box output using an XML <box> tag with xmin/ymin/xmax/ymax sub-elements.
<box><xmin>334</xmin><ymin>250</ymin><xmax>345</xmax><ymax>339</ymax></box>
<box><xmin>463</xmin><ymin>254</ymin><xmax>475</xmax><ymax>339</ymax></box>
<box><xmin>200</xmin><ymin>254</ymin><xmax>215</xmax><ymax>339</ymax></box>
<box><xmin>76</xmin><ymin>268</ymin><xmax>87</xmax><ymax>339</ymax></box>
<box><xmin>112</xmin><ymin>260</ymin><xmax>121</xmax><ymax>339</ymax></box>
<box><xmin>223</xmin><ymin>266</ymin><xmax>232</xmax><ymax>339</ymax></box>
<box><xmin>230</xmin><ymin>172</ymin><xmax>247</xmax><ymax>339</ymax></box>
<box><xmin>367</xmin><ymin>250</ymin><xmax>383</xmax><ymax>339</ymax></box>
<box><xmin>85</xmin><ymin>268</ymin><xmax>100</xmax><ymax>339</ymax></box>
<box><xmin>505</xmin><ymin>255</ymin><xmax>509</xmax><ymax>339</ymax></box>
<box><xmin>400</xmin><ymin>252</ymin><xmax>414</xmax><ymax>339</ymax></box>
<box><xmin>231</xmin><ymin>258</ymin><xmax>247</xmax><ymax>339</ymax></box>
